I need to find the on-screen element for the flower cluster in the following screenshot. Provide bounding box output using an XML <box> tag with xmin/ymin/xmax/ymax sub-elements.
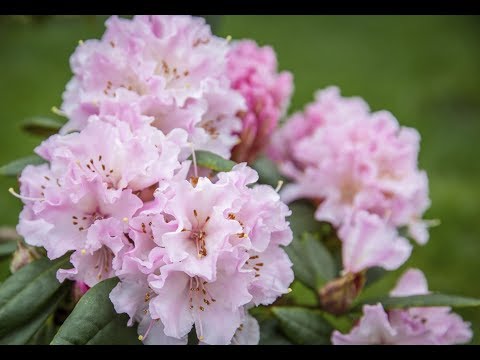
<box><xmin>227</xmin><ymin>40</ymin><xmax>293</xmax><ymax>163</ymax></box>
<box><xmin>332</xmin><ymin>269</ymin><xmax>472</xmax><ymax>345</ymax></box>
<box><xmin>269</xmin><ymin>86</ymin><xmax>430</xmax><ymax>274</ymax></box>
<box><xmin>13</xmin><ymin>15</ymin><xmax>294</xmax><ymax>345</ymax></box>
<box><xmin>111</xmin><ymin>164</ymin><xmax>293</xmax><ymax>344</ymax></box>
<box><xmin>9</xmin><ymin>15</ymin><xmax>473</xmax><ymax>346</ymax></box>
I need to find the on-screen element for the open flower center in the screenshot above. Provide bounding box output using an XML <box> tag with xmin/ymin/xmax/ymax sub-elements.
<box><xmin>71</xmin><ymin>210</ymin><xmax>104</xmax><ymax>232</ymax></box>
<box><xmin>188</xmin><ymin>275</ymin><xmax>216</xmax><ymax>341</ymax></box>
<box><xmin>183</xmin><ymin>209</ymin><xmax>210</xmax><ymax>258</ymax></box>
<box><xmin>94</xmin><ymin>247</ymin><xmax>114</xmax><ymax>281</ymax></box>
<box><xmin>79</xmin><ymin>154</ymin><xmax>117</xmax><ymax>188</ymax></box>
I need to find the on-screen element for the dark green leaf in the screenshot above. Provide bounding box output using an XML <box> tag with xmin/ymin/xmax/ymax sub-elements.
<box><xmin>285</xmin><ymin>233</ymin><xmax>336</xmax><ymax>290</ymax></box>
<box><xmin>0</xmin><ymin>257</ymin><xmax>10</xmax><ymax>284</ymax></box>
<box><xmin>0</xmin><ymin>256</ymin><xmax>70</xmax><ymax>338</ymax></box>
<box><xmin>0</xmin><ymin>284</ymin><xmax>69</xmax><ymax>344</ymax></box>
<box><xmin>319</xmin><ymin>312</ymin><xmax>356</xmax><ymax>334</ymax></box>
<box><xmin>191</xmin><ymin>150</ymin><xmax>236</xmax><ymax>172</ymax></box>
<box><xmin>364</xmin><ymin>267</ymin><xmax>387</xmax><ymax>288</ymax></box>
<box><xmin>51</xmin><ymin>277</ymin><xmax>141</xmax><ymax>345</ymax></box>
<box><xmin>21</xmin><ymin>117</ymin><xmax>64</xmax><ymax>137</ymax></box>
<box><xmin>251</xmin><ymin>156</ymin><xmax>286</xmax><ymax>188</ymax></box>
<box><xmin>358</xmin><ymin>293</ymin><xmax>480</xmax><ymax>310</ymax></box>
<box><xmin>288</xmin><ymin>201</ymin><xmax>325</xmax><ymax>240</ymax></box>
<box><xmin>272</xmin><ymin>307</ymin><xmax>333</xmax><ymax>345</ymax></box>
<box><xmin>249</xmin><ymin>306</ymin><xmax>292</xmax><ymax>345</ymax></box>
<box><xmin>258</xmin><ymin>317</ymin><xmax>293</xmax><ymax>345</ymax></box>
<box><xmin>0</xmin><ymin>155</ymin><xmax>46</xmax><ymax>177</ymax></box>
<box><xmin>27</xmin><ymin>314</ymin><xmax>59</xmax><ymax>345</ymax></box>
<box><xmin>0</xmin><ymin>241</ymin><xmax>17</xmax><ymax>257</ymax></box>
<box><xmin>286</xmin><ymin>280</ymin><xmax>318</xmax><ymax>307</ymax></box>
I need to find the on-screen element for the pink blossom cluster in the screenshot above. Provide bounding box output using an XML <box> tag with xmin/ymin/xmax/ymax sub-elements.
<box><xmin>60</xmin><ymin>16</ymin><xmax>291</xmax><ymax>162</ymax></box>
<box><xmin>268</xmin><ymin>86</ymin><xmax>431</xmax><ymax>274</ymax></box>
<box><xmin>332</xmin><ymin>269</ymin><xmax>472</xmax><ymax>345</ymax></box>
<box><xmin>13</xmin><ymin>15</ymin><xmax>294</xmax><ymax>345</ymax></box>
<box><xmin>227</xmin><ymin>40</ymin><xmax>293</xmax><ymax>163</ymax></box>
<box><xmin>61</xmin><ymin>15</ymin><xmax>245</xmax><ymax>158</ymax></box>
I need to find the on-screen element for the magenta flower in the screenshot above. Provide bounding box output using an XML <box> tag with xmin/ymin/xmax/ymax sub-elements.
<box><xmin>268</xmin><ymin>86</ymin><xmax>430</xmax><ymax>245</ymax></box>
<box><xmin>61</xmin><ymin>15</ymin><xmax>245</xmax><ymax>158</ymax></box>
<box><xmin>227</xmin><ymin>40</ymin><xmax>293</xmax><ymax>163</ymax></box>
<box><xmin>331</xmin><ymin>269</ymin><xmax>472</xmax><ymax>345</ymax></box>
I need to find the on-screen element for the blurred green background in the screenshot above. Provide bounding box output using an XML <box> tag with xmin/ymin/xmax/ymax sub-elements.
<box><xmin>0</xmin><ymin>16</ymin><xmax>478</xmax><ymax>342</ymax></box>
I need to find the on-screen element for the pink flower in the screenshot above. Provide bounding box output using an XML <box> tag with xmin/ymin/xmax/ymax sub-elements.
<box><xmin>110</xmin><ymin>164</ymin><xmax>293</xmax><ymax>345</ymax></box>
<box><xmin>339</xmin><ymin>211</ymin><xmax>412</xmax><ymax>274</ymax></box>
<box><xmin>17</xmin><ymin>175</ymin><xmax>142</xmax><ymax>261</ymax></box>
<box><xmin>148</xmin><ymin>251</ymin><xmax>253</xmax><ymax>344</ymax></box>
<box><xmin>57</xmin><ymin>217</ymin><xmax>132</xmax><ymax>287</ymax></box>
<box><xmin>229</xmin><ymin>313</ymin><xmax>260</xmax><ymax>345</ymax></box>
<box><xmin>61</xmin><ymin>15</ymin><xmax>244</xmax><ymax>158</ymax></box>
<box><xmin>36</xmin><ymin>116</ymin><xmax>189</xmax><ymax>202</ymax></box>
<box><xmin>331</xmin><ymin>269</ymin><xmax>472</xmax><ymax>345</ymax></box>
<box><xmin>227</xmin><ymin>40</ymin><xmax>293</xmax><ymax>163</ymax></box>
<box><xmin>268</xmin><ymin>86</ymin><xmax>430</xmax><ymax>244</ymax></box>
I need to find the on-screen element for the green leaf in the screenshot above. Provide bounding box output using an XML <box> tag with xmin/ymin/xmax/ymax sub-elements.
<box><xmin>0</xmin><ymin>284</ymin><xmax>69</xmax><ymax>344</ymax></box>
<box><xmin>0</xmin><ymin>256</ymin><xmax>70</xmax><ymax>339</ymax></box>
<box><xmin>0</xmin><ymin>241</ymin><xmax>17</xmax><ymax>257</ymax></box>
<box><xmin>191</xmin><ymin>150</ymin><xmax>236</xmax><ymax>172</ymax></box>
<box><xmin>51</xmin><ymin>277</ymin><xmax>141</xmax><ymax>345</ymax></box>
<box><xmin>364</xmin><ymin>267</ymin><xmax>387</xmax><ymax>288</ymax></box>
<box><xmin>288</xmin><ymin>201</ymin><xmax>325</xmax><ymax>240</ymax></box>
<box><xmin>0</xmin><ymin>155</ymin><xmax>46</xmax><ymax>177</ymax></box>
<box><xmin>251</xmin><ymin>155</ymin><xmax>285</xmax><ymax>188</ymax></box>
<box><xmin>258</xmin><ymin>317</ymin><xmax>293</xmax><ymax>345</ymax></box>
<box><xmin>319</xmin><ymin>312</ymin><xmax>357</xmax><ymax>334</ymax></box>
<box><xmin>249</xmin><ymin>306</ymin><xmax>292</xmax><ymax>345</ymax></box>
<box><xmin>358</xmin><ymin>293</ymin><xmax>480</xmax><ymax>310</ymax></box>
<box><xmin>27</xmin><ymin>314</ymin><xmax>60</xmax><ymax>345</ymax></box>
<box><xmin>0</xmin><ymin>257</ymin><xmax>11</xmax><ymax>284</ymax></box>
<box><xmin>285</xmin><ymin>233</ymin><xmax>336</xmax><ymax>290</ymax></box>
<box><xmin>272</xmin><ymin>307</ymin><xmax>333</xmax><ymax>345</ymax></box>
<box><xmin>21</xmin><ymin>117</ymin><xmax>63</xmax><ymax>137</ymax></box>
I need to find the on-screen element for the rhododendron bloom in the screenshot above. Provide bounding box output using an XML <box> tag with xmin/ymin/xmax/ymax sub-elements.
<box><xmin>110</xmin><ymin>164</ymin><xmax>293</xmax><ymax>344</ymax></box>
<box><xmin>268</xmin><ymin>86</ymin><xmax>430</xmax><ymax>244</ymax></box>
<box><xmin>61</xmin><ymin>15</ymin><xmax>245</xmax><ymax>158</ymax></box>
<box><xmin>339</xmin><ymin>211</ymin><xmax>412</xmax><ymax>274</ymax></box>
<box><xmin>331</xmin><ymin>269</ymin><xmax>472</xmax><ymax>345</ymax></box>
<box><xmin>227</xmin><ymin>40</ymin><xmax>293</xmax><ymax>163</ymax></box>
<box><xmin>36</xmin><ymin>114</ymin><xmax>189</xmax><ymax>202</ymax></box>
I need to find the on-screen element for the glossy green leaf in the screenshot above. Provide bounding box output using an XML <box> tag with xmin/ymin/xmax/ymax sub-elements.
<box><xmin>191</xmin><ymin>150</ymin><xmax>236</xmax><ymax>172</ymax></box>
<box><xmin>358</xmin><ymin>293</ymin><xmax>480</xmax><ymax>310</ymax></box>
<box><xmin>0</xmin><ymin>257</ymin><xmax>11</xmax><ymax>284</ymax></box>
<box><xmin>51</xmin><ymin>277</ymin><xmax>141</xmax><ymax>345</ymax></box>
<box><xmin>364</xmin><ymin>266</ymin><xmax>387</xmax><ymax>288</ymax></box>
<box><xmin>249</xmin><ymin>306</ymin><xmax>293</xmax><ymax>345</ymax></box>
<box><xmin>285</xmin><ymin>233</ymin><xmax>336</xmax><ymax>290</ymax></box>
<box><xmin>21</xmin><ymin>117</ymin><xmax>63</xmax><ymax>137</ymax></box>
<box><xmin>0</xmin><ymin>155</ymin><xmax>46</xmax><ymax>177</ymax></box>
<box><xmin>0</xmin><ymin>284</ymin><xmax>68</xmax><ymax>344</ymax></box>
<box><xmin>258</xmin><ymin>317</ymin><xmax>293</xmax><ymax>345</ymax></box>
<box><xmin>0</xmin><ymin>256</ymin><xmax>70</xmax><ymax>338</ymax></box>
<box><xmin>0</xmin><ymin>241</ymin><xmax>16</xmax><ymax>257</ymax></box>
<box><xmin>272</xmin><ymin>307</ymin><xmax>333</xmax><ymax>345</ymax></box>
<box><xmin>288</xmin><ymin>201</ymin><xmax>325</xmax><ymax>240</ymax></box>
<box><xmin>251</xmin><ymin>156</ymin><xmax>285</xmax><ymax>188</ymax></box>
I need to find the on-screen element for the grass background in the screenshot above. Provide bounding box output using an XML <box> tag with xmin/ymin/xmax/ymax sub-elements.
<box><xmin>0</xmin><ymin>15</ymin><xmax>479</xmax><ymax>342</ymax></box>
